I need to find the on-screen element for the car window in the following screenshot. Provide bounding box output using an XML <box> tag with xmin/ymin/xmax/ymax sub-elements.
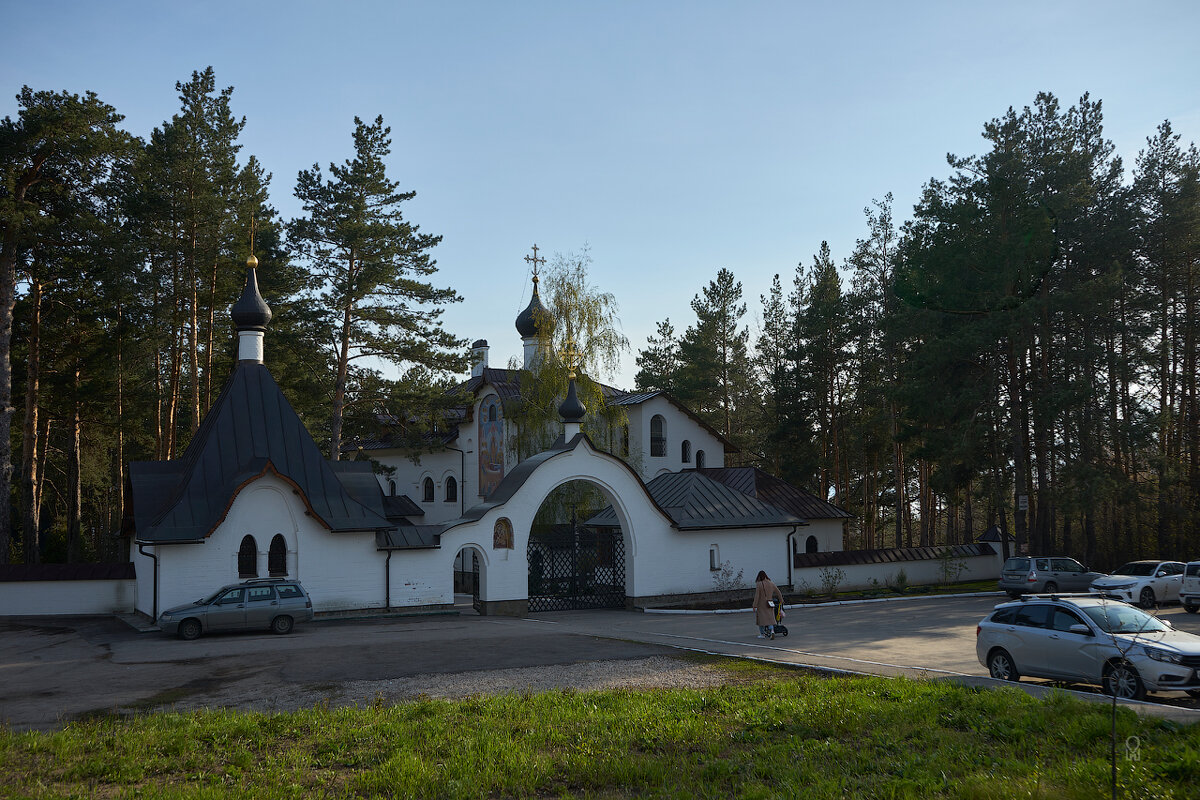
<box><xmin>1165</xmin><ymin>563</ymin><xmax>1185</xmax><ymax>575</ymax></box>
<box><xmin>1015</xmin><ymin>605</ymin><xmax>1051</xmax><ymax>628</ymax></box>
<box><xmin>276</xmin><ymin>585</ymin><xmax>303</xmax><ymax>599</ymax></box>
<box><xmin>1050</xmin><ymin>608</ymin><xmax>1086</xmax><ymax>632</ymax></box>
<box><xmin>1082</xmin><ymin>604</ymin><xmax>1168</xmax><ymax>634</ymax></box>
<box><xmin>1187</xmin><ymin>564</ymin><xmax>1200</xmax><ymax>578</ymax></box>
<box><xmin>991</xmin><ymin>607</ymin><xmax>1017</xmax><ymax>624</ymax></box>
<box><xmin>1050</xmin><ymin>558</ymin><xmax>1080</xmax><ymax>572</ymax></box>
<box><xmin>1035</xmin><ymin>559</ymin><xmax>1050</xmax><ymax>571</ymax></box>
<box><xmin>216</xmin><ymin>589</ymin><xmax>243</xmax><ymax>605</ymax></box>
<box><xmin>1003</xmin><ymin>558</ymin><xmax>1030</xmax><ymax>571</ymax></box>
<box><xmin>246</xmin><ymin>586</ymin><xmax>275</xmax><ymax>602</ymax></box>
<box><xmin>1113</xmin><ymin>563</ymin><xmax>1156</xmax><ymax>576</ymax></box>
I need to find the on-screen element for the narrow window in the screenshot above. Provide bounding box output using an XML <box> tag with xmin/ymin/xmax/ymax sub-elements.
<box><xmin>423</xmin><ymin>477</ymin><xmax>435</xmax><ymax>503</ymax></box>
<box><xmin>445</xmin><ymin>476</ymin><xmax>458</xmax><ymax>502</ymax></box>
<box><xmin>488</xmin><ymin>403</ymin><xmax>498</xmax><ymax>422</ymax></box>
<box><xmin>238</xmin><ymin>535</ymin><xmax>258</xmax><ymax>578</ymax></box>
<box><xmin>388</xmin><ymin>479</ymin><xmax>396</xmax><ymax>496</ymax></box>
<box><xmin>268</xmin><ymin>534</ymin><xmax>287</xmax><ymax>576</ymax></box>
<box><xmin>709</xmin><ymin>545</ymin><xmax>720</xmax><ymax>571</ymax></box>
<box><xmin>805</xmin><ymin>535</ymin><xmax>818</xmax><ymax>554</ymax></box>
<box><xmin>681</xmin><ymin>440</ymin><xmax>691</xmax><ymax>464</ymax></box>
<box><xmin>650</xmin><ymin>415</ymin><xmax>666</xmax><ymax>458</ymax></box>
<box><xmin>695</xmin><ymin>449</ymin><xmax>706</xmax><ymax>469</ymax></box>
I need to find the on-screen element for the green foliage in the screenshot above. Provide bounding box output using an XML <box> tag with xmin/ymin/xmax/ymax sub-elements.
<box><xmin>3</xmin><ymin>674</ymin><xmax>1197</xmax><ymax>799</ymax></box>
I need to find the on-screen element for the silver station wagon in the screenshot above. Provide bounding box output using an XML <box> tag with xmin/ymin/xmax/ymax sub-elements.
<box><xmin>976</xmin><ymin>594</ymin><xmax>1200</xmax><ymax>700</ymax></box>
<box><xmin>998</xmin><ymin>556</ymin><xmax>1104</xmax><ymax>598</ymax></box>
<box><xmin>158</xmin><ymin>579</ymin><xmax>314</xmax><ymax>640</ymax></box>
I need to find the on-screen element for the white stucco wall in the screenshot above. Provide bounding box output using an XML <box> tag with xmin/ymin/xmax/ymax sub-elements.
<box><xmin>137</xmin><ymin>474</ymin><xmax>410</xmax><ymax>616</ymax></box>
<box><xmin>791</xmin><ymin>551</ymin><xmax>1003</xmax><ymax>594</ymax></box>
<box><xmin>0</xmin><ymin>579</ymin><xmax>135</xmax><ymax>616</ymax></box>
<box><xmin>791</xmin><ymin>520</ymin><xmax>846</xmax><ymax>558</ymax></box>
<box><xmin>627</xmin><ymin>396</ymin><xmax>726</xmax><ymax>480</ymax></box>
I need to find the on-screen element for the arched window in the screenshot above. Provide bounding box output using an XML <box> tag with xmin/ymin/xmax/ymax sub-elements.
<box><xmin>423</xmin><ymin>477</ymin><xmax>435</xmax><ymax>503</ymax></box>
<box><xmin>695</xmin><ymin>449</ymin><xmax>706</xmax><ymax>469</ymax></box>
<box><xmin>488</xmin><ymin>403</ymin><xmax>498</xmax><ymax>422</ymax></box>
<box><xmin>650</xmin><ymin>414</ymin><xmax>666</xmax><ymax>457</ymax></box>
<box><xmin>388</xmin><ymin>479</ymin><xmax>396</xmax><ymax>496</ymax></box>
<box><xmin>238</xmin><ymin>535</ymin><xmax>258</xmax><ymax>578</ymax></box>
<box><xmin>681</xmin><ymin>440</ymin><xmax>692</xmax><ymax>464</ymax></box>
<box><xmin>805</xmin><ymin>535</ymin><xmax>819</xmax><ymax>554</ymax></box>
<box><xmin>445</xmin><ymin>476</ymin><xmax>458</xmax><ymax>502</ymax></box>
<box><xmin>268</xmin><ymin>534</ymin><xmax>287</xmax><ymax>576</ymax></box>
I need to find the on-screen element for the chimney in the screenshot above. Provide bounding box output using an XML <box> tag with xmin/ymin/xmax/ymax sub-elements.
<box><xmin>470</xmin><ymin>339</ymin><xmax>489</xmax><ymax>377</ymax></box>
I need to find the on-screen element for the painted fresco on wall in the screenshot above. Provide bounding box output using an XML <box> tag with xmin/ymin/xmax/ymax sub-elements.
<box><xmin>478</xmin><ymin>395</ymin><xmax>505</xmax><ymax>497</ymax></box>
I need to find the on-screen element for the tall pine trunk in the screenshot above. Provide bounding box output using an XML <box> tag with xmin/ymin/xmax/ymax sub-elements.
<box><xmin>20</xmin><ymin>279</ymin><xmax>42</xmax><ymax>564</ymax></box>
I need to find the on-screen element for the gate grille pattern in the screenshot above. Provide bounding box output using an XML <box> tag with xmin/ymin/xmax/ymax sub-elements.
<box><xmin>527</xmin><ymin>527</ymin><xmax>625</xmax><ymax>612</ymax></box>
<box><xmin>471</xmin><ymin>550</ymin><xmax>481</xmax><ymax>613</ymax></box>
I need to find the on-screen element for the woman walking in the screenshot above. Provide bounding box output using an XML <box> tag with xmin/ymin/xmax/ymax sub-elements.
<box><xmin>752</xmin><ymin>570</ymin><xmax>784</xmax><ymax>639</ymax></box>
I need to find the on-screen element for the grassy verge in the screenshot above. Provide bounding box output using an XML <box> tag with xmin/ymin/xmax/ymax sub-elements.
<box><xmin>3</xmin><ymin>664</ymin><xmax>1197</xmax><ymax>799</ymax></box>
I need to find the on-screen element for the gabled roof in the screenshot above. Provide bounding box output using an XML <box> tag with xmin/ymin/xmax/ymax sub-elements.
<box><xmin>130</xmin><ymin>362</ymin><xmax>394</xmax><ymax>543</ymax></box>
<box><xmin>588</xmin><ymin>469</ymin><xmax>807</xmax><ymax>530</ymax></box>
<box><xmin>698</xmin><ymin>467</ymin><xmax>852</xmax><ymax>520</ymax></box>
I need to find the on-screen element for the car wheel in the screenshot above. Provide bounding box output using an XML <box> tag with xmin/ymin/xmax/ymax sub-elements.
<box><xmin>270</xmin><ymin>615</ymin><xmax>294</xmax><ymax>635</ymax></box>
<box><xmin>1185</xmin><ymin>604</ymin><xmax>1199</xmax><ymax>615</ymax></box>
<box><xmin>1186</xmin><ymin>689</ymin><xmax>1200</xmax><ymax>699</ymax></box>
<box><xmin>1139</xmin><ymin>587</ymin><xmax>1156</xmax><ymax>609</ymax></box>
<box><xmin>988</xmin><ymin>649</ymin><xmax>1020</xmax><ymax>682</ymax></box>
<box><xmin>178</xmin><ymin>618</ymin><xmax>202</xmax><ymax>641</ymax></box>
<box><xmin>1103</xmin><ymin>660</ymin><xmax>1146</xmax><ymax>701</ymax></box>
<box><xmin>1043</xmin><ymin>582</ymin><xmax>1058</xmax><ymax>594</ymax></box>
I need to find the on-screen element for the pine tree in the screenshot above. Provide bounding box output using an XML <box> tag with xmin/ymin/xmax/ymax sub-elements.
<box><xmin>289</xmin><ymin>115</ymin><xmax>465</xmax><ymax>460</ymax></box>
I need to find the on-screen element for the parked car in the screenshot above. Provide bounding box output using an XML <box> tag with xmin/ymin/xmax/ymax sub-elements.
<box><xmin>998</xmin><ymin>556</ymin><xmax>1104</xmax><ymax>598</ymax></box>
<box><xmin>976</xmin><ymin>594</ymin><xmax>1200</xmax><ymax>700</ymax></box>
<box><xmin>1181</xmin><ymin>562</ymin><xmax>1200</xmax><ymax>614</ymax></box>
<box><xmin>1089</xmin><ymin>560</ymin><xmax>1185</xmax><ymax>608</ymax></box>
<box><xmin>158</xmin><ymin>579</ymin><xmax>314</xmax><ymax>640</ymax></box>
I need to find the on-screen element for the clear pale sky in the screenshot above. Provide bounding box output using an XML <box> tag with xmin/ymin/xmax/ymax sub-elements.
<box><xmin>4</xmin><ymin>1</ymin><xmax>1198</xmax><ymax>388</ymax></box>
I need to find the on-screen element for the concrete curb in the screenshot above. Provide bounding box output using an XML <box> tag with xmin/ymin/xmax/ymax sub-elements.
<box><xmin>642</xmin><ymin>590</ymin><xmax>1006</xmax><ymax>615</ymax></box>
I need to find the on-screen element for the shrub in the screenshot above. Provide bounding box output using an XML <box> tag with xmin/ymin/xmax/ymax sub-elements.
<box><xmin>818</xmin><ymin>566</ymin><xmax>846</xmax><ymax>598</ymax></box>
<box><xmin>711</xmin><ymin>560</ymin><xmax>745</xmax><ymax>592</ymax></box>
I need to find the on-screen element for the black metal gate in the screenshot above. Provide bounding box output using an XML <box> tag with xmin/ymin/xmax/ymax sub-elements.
<box><xmin>527</xmin><ymin>526</ymin><xmax>625</xmax><ymax>612</ymax></box>
<box><xmin>471</xmin><ymin>550</ymin><xmax>481</xmax><ymax>613</ymax></box>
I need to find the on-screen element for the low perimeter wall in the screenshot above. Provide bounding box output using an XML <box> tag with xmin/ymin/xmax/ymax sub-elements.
<box><xmin>790</xmin><ymin>544</ymin><xmax>1003</xmax><ymax>594</ymax></box>
<box><xmin>0</xmin><ymin>564</ymin><xmax>136</xmax><ymax>616</ymax></box>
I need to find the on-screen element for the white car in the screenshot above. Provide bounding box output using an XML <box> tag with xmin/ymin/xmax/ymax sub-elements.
<box><xmin>1181</xmin><ymin>562</ymin><xmax>1200</xmax><ymax>614</ymax></box>
<box><xmin>1089</xmin><ymin>560</ymin><xmax>1185</xmax><ymax>608</ymax></box>
<box><xmin>976</xmin><ymin>594</ymin><xmax>1200</xmax><ymax>700</ymax></box>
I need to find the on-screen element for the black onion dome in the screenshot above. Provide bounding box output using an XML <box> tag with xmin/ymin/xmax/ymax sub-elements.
<box><xmin>515</xmin><ymin>288</ymin><xmax>547</xmax><ymax>338</ymax></box>
<box><xmin>558</xmin><ymin>378</ymin><xmax>586</xmax><ymax>423</ymax></box>
<box><xmin>232</xmin><ymin>267</ymin><xmax>272</xmax><ymax>331</ymax></box>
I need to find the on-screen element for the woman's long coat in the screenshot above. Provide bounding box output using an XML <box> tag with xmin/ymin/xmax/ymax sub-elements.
<box><xmin>752</xmin><ymin>578</ymin><xmax>783</xmax><ymax>626</ymax></box>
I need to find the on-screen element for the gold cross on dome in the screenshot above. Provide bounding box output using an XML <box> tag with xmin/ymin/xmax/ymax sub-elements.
<box><xmin>524</xmin><ymin>244</ymin><xmax>545</xmax><ymax>285</ymax></box>
<box><xmin>562</xmin><ymin>338</ymin><xmax>582</xmax><ymax>380</ymax></box>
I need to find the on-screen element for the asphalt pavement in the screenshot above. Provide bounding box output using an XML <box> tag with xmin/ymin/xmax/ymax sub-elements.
<box><xmin>3</xmin><ymin>594</ymin><xmax>1199</xmax><ymax>731</ymax></box>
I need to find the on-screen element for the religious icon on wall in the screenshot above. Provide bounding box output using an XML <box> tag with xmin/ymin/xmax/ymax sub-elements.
<box><xmin>478</xmin><ymin>395</ymin><xmax>505</xmax><ymax>498</ymax></box>
<box><xmin>493</xmin><ymin>517</ymin><xmax>514</xmax><ymax>550</ymax></box>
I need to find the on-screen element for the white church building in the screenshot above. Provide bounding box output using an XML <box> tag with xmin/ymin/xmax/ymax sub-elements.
<box><xmin>126</xmin><ymin>260</ymin><xmax>851</xmax><ymax>619</ymax></box>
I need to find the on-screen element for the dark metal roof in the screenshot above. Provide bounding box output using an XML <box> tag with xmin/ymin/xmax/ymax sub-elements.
<box><xmin>515</xmin><ymin>287</ymin><xmax>547</xmax><ymax>338</ymax></box>
<box><xmin>130</xmin><ymin>362</ymin><xmax>394</xmax><ymax>543</ymax></box>
<box><xmin>608</xmin><ymin>390</ymin><xmax>739</xmax><ymax>453</ymax></box>
<box><xmin>0</xmin><ymin>563</ymin><xmax>136</xmax><ymax>582</ymax></box>
<box><xmin>791</xmin><ymin>543</ymin><xmax>996</xmax><ymax>569</ymax></box>
<box><xmin>376</xmin><ymin>526</ymin><xmax>442</xmax><ymax>549</ymax></box>
<box><xmin>382</xmin><ymin>494</ymin><xmax>424</xmax><ymax>519</ymax></box>
<box><xmin>589</xmin><ymin>469</ymin><xmax>806</xmax><ymax>530</ymax></box>
<box><xmin>699</xmin><ymin>467</ymin><xmax>852</xmax><ymax>520</ymax></box>
<box><xmin>978</xmin><ymin>524</ymin><xmax>1015</xmax><ymax>542</ymax></box>
<box><xmin>230</xmin><ymin>267</ymin><xmax>271</xmax><ymax>331</ymax></box>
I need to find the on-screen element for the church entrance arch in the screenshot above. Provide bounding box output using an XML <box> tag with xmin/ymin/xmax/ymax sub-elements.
<box><xmin>527</xmin><ymin>479</ymin><xmax>626</xmax><ymax>612</ymax></box>
<box><xmin>454</xmin><ymin>545</ymin><xmax>485</xmax><ymax>614</ymax></box>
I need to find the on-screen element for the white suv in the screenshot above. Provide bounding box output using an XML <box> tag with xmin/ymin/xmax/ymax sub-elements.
<box><xmin>977</xmin><ymin>595</ymin><xmax>1200</xmax><ymax>700</ymax></box>
<box><xmin>1181</xmin><ymin>562</ymin><xmax>1200</xmax><ymax>614</ymax></box>
<box><xmin>1089</xmin><ymin>560</ymin><xmax>1185</xmax><ymax>608</ymax></box>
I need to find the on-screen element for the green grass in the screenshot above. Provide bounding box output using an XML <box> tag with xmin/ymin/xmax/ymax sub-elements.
<box><xmin>3</xmin><ymin>664</ymin><xmax>1198</xmax><ymax>799</ymax></box>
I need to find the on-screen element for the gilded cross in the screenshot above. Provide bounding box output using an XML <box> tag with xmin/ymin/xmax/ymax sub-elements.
<box><xmin>562</xmin><ymin>338</ymin><xmax>583</xmax><ymax>380</ymax></box>
<box><xmin>524</xmin><ymin>244</ymin><xmax>545</xmax><ymax>285</ymax></box>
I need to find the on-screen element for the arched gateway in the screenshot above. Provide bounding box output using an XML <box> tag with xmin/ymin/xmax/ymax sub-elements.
<box><xmin>438</xmin><ymin>432</ymin><xmax>676</xmax><ymax>616</ymax></box>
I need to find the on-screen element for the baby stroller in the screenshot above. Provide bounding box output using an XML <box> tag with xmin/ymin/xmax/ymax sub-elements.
<box><xmin>768</xmin><ymin>600</ymin><xmax>789</xmax><ymax>637</ymax></box>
